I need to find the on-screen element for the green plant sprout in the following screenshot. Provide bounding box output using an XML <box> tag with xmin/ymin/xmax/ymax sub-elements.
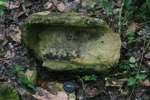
<box><xmin>82</xmin><ymin>74</ymin><xmax>97</xmax><ymax>81</ymax></box>
<box><xmin>119</xmin><ymin>56</ymin><xmax>137</xmax><ymax>70</ymax></box>
<box><xmin>127</xmin><ymin>74</ymin><xmax>147</xmax><ymax>86</ymax></box>
<box><xmin>0</xmin><ymin>0</ymin><xmax>5</xmax><ymax>13</ymax></box>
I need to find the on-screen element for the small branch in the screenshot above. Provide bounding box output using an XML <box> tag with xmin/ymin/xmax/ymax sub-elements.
<box><xmin>118</xmin><ymin>0</ymin><xmax>124</xmax><ymax>33</ymax></box>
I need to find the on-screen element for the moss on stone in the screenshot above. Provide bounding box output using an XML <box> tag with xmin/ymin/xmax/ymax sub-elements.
<box><xmin>22</xmin><ymin>11</ymin><xmax>121</xmax><ymax>72</ymax></box>
<box><xmin>24</xmin><ymin>12</ymin><xmax>108</xmax><ymax>29</ymax></box>
<box><xmin>43</xmin><ymin>60</ymin><xmax>110</xmax><ymax>72</ymax></box>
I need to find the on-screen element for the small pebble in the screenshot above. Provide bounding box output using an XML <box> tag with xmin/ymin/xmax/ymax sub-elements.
<box><xmin>144</xmin><ymin>52</ymin><xmax>150</xmax><ymax>59</ymax></box>
<box><xmin>63</xmin><ymin>81</ymin><xmax>75</xmax><ymax>93</ymax></box>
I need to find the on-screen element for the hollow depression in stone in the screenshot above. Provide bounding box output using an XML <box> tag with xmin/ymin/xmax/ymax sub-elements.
<box><xmin>22</xmin><ymin>12</ymin><xmax>121</xmax><ymax>71</ymax></box>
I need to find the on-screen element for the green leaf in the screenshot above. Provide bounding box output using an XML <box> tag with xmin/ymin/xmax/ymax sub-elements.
<box><xmin>136</xmin><ymin>74</ymin><xmax>146</xmax><ymax>80</ymax></box>
<box><xmin>129</xmin><ymin>56</ymin><xmax>136</xmax><ymax>63</ymax></box>
<box><xmin>127</xmin><ymin>32</ymin><xmax>135</xmax><ymax>37</ymax></box>
<box><xmin>123</xmin><ymin>0</ymin><xmax>132</xmax><ymax>10</ymax></box>
<box><xmin>127</xmin><ymin>37</ymin><xmax>134</xmax><ymax>43</ymax></box>
<box><xmin>90</xmin><ymin>74</ymin><xmax>97</xmax><ymax>81</ymax></box>
<box><xmin>129</xmin><ymin>64</ymin><xmax>135</xmax><ymax>68</ymax></box>
<box><xmin>146</xmin><ymin>0</ymin><xmax>150</xmax><ymax>11</ymax></box>
<box><xmin>0</xmin><ymin>1</ymin><xmax>5</xmax><ymax>6</ymax></box>
<box><xmin>105</xmin><ymin>4</ymin><xmax>113</xmax><ymax>15</ymax></box>
<box><xmin>82</xmin><ymin>75</ymin><xmax>90</xmax><ymax>81</ymax></box>
<box><xmin>82</xmin><ymin>74</ymin><xmax>97</xmax><ymax>81</ymax></box>
<box><xmin>0</xmin><ymin>84</ymin><xmax>19</xmax><ymax>100</ymax></box>
<box><xmin>0</xmin><ymin>0</ymin><xmax>5</xmax><ymax>14</ymax></box>
<box><xmin>119</xmin><ymin>60</ymin><xmax>130</xmax><ymax>70</ymax></box>
<box><xmin>127</xmin><ymin>77</ymin><xmax>137</xmax><ymax>86</ymax></box>
<box><xmin>18</xmin><ymin>75</ymin><xmax>35</xmax><ymax>90</ymax></box>
<box><xmin>98</xmin><ymin>0</ymin><xmax>112</xmax><ymax>15</ymax></box>
<box><xmin>127</xmin><ymin>32</ymin><xmax>135</xmax><ymax>43</ymax></box>
<box><xmin>11</xmin><ymin>64</ymin><xmax>24</xmax><ymax>74</ymax></box>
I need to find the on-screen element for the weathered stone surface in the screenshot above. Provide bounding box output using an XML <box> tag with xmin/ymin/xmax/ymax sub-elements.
<box><xmin>22</xmin><ymin>11</ymin><xmax>121</xmax><ymax>72</ymax></box>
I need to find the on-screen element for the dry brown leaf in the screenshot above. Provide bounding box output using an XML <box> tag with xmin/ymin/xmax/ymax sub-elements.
<box><xmin>139</xmin><ymin>80</ymin><xmax>150</xmax><ymax>87</ymax></box>
<box><xmin>145</xmin><ymin>61</ymin><xmax>150</xmax><ymax>66</ymax></box>
<box><xmin>33</xmin><ymin>87</ymin><xmax>68</xmax><ymax>100</ymax></box>
<box><xmin>5</xmin><ymin>1</ymin><xmax>20</xmax><ymax>9</ymax></box>
<box><xmin>57</xmin><ymin>2</ymin><xmax>66</xmax><ymax>12</ymax></box>
<box><xmin>9</xmin><ymin>26</ymin><xmax>21</xmax><ymax>42</ymax></box>
<box><xmin>127</xmin><ymin>22</ymin><xmax>139</xmax><ymax>33</ymax></box>
<box><xmin>0</xmin><ymin>33</ymin><xmax>5</xmax><ymax>40</ymax></box>
<box><xmin>4</xmin><ymin>50</ymin><xmax>15</xmax><ymax>59</ymax></box>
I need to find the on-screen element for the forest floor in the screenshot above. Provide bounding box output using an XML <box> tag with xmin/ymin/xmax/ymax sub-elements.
<box><xmin>0</xmin><ymin>0</ymin><xmax>150</xmax><ymax>100</ymax></box>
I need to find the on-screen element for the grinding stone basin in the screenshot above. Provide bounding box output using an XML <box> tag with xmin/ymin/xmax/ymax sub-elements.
<box><xmin>22</xmin><ymin>11</ymin><xmax>121</xmax><ymax>72</ymax></box>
